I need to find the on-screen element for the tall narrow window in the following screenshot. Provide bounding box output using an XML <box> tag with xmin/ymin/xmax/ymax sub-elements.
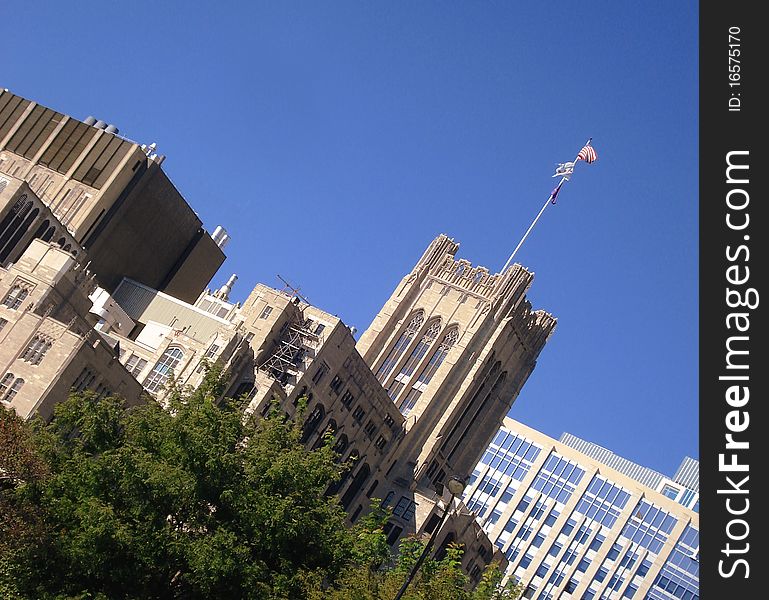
<box><xmin>1</xmin><ymin>376</ymin><xmax>24</xmax><ymax>402</ymax></box>
<box><xmin>21</xmin><ymin>335</ymin><xmax>53</xmax><ymax>365</ymax></box>
<box><xmin>375</xmin><ymin>311</ymin><xmax>424</xmax><ymax>382</ymax></box>
<box><xmin>144</xmin><ymin>347</ymin><xmax>184</xmax><ymax>393</ymax></box>
<box><xmin>399</xmin><ymin>327</ymin><xmax>459</xmax><ymax>416</ymax></box>
<box><xmin>72</xmin><ymin>368</ymin><xmax>96</xmax><ymax>392</ymax></box>
<box><xmin>386</xmin><ymin>319</ymin><xmax>441</xmax><ymax>401</ymax></box>
<box><xmin>0</xmin><ymin>373</ymin><xmax>15</xmax><ymax>400</ymax></box>
<box><xmin>2</xmin><ymin>285</ymin><xmax>30</xmax><ymax>310</ymax></box>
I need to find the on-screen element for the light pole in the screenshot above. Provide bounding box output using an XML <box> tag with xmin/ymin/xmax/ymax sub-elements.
<box><xmin>393</xmin><ymin>477</ymin><xmax>466</xmax><ymax>600</ymax></box>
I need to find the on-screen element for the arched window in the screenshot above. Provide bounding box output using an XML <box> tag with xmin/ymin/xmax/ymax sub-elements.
<box><xmin>341</xmin><ymin>463</ymin><xmax>371</xmax><ymax>510</ymax></box>
<box><xmin>300</xmin><ymin>404</ymin><xmax>326</xmax><ymax>444</ymax></box>
<box><xmin>386</xmin><ymin>319</ymin><xmax>441</xmax><ymax>401</ymax></box>
<box><xmin>399</xmin><ymin>327</ymin><xmax>459</xmax><ymax>416</ymax></box>
<box><xmin>311</xmin><ymin>418</ymin><xmax>337</xmax><ymax>450</ymax></box>
<box><xmin>0</xmin><ymin>206</ymin><xmax>39</xmax><ymax>262</ymax></box>
<box><xmin>32</xmin><ymin>219</ymin><xmax>50</xmax><ymax>241</ymax></box>
<box><xmin>435</xmin><ymin>532</ymin><xmax>458</xmax><ymax>561</ymax></box>
<box><xmin>326</xmin><ymin>449</ymin><xmax>359</xmax><ymax>496</ymax></box>
<box><xmin>21</xmin><ymin>335</ymin><xmax>53</xmax><ymax>365</ymax></box>
<box><xmin>332</xmin><ymin>434</ymin><xmax>349</xmax><ymax>461</ymax></box>
<box><xmin>1</xmin><ymin>375</ymin><xmax>24</xmax><ymax>402</ymax></box>
<box><xmin>0</xmin><ymin>373</ymin><xmax>15</xmax><ymax>400</ymax></box>
<box><xmin>375</xmin><ymin>310</ymin><xmax>424</xmax><ymax>382</ymax></box>
<box><xmin>42</xmin><ymin>226</ymin><xmax>56</xmax><ymax>242</ymax></box>
<box><xmin>144</xmin><ymin>346</ymin><xmax>184</xmax><ymax>393</ymax></box>
<box><xmin>2</xmin><ymin>285</ymin><xmax>30</xmax><ymax>310</ymax></box>
<box><xmin>0</xmin><ymin>197</ymin><xmax>31</xmax><ymax>251</ymax></box>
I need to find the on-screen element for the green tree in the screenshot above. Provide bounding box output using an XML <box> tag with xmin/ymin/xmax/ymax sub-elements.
<box><xmin>304</xmin><ymin>532</ymin><xmax>523</xmax><ymax>600</ymax></box>
<box><xmin>2</xmin><ymin>370</ymin><xmax>522</xmax><ymax>600</ymax></box>
<box><xmin>0</xmin><ymin>369</ymin><xmax>355</xmax><ymax>599</ymax></box>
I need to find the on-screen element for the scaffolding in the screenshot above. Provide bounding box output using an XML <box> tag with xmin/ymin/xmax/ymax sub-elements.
<box><xmin>258</xmin><ymin>313</ymin><xmax>321</xmax><ymax>389</ymax></box>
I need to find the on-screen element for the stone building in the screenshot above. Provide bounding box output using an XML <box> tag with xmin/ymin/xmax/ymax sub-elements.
<box><xmin>0</xmin><ymin>239</ymin><xmax>144</xmax><ymax>419</ymax></box>
<box><xmin>354</xmin><ymin>235</ymin><xmax>556</xmax><ymax>576</ymax></box>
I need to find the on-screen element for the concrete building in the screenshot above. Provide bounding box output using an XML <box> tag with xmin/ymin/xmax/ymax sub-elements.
<box><xmin>0</xmin><ymin>89</ymin><xmax>227</xmax><ymax>303</ymax></box>
<box><xmin>462</xmin><ymin>418</ymin><xmax>699</xmax><ymax>600</ymax></box>
<box><xmin>0</xmin><ymin>239</ymin><xmax>145</xmax><ymax>419</ymax></box>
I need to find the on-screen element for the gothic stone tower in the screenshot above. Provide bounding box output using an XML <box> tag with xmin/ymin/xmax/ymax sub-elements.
<box><xmin>357</xmin><ymin>234</ymin><xmax>556</xmax><ymax>492</ymax></box>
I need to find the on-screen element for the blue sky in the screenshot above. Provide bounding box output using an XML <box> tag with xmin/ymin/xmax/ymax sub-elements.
<box><xmin>4</xmin><ymin>1</ymin><xmax>698</xmax><ymax>478</ymax></box>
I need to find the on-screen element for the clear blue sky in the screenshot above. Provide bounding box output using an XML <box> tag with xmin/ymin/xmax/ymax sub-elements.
<box><xmin>4</xmin><ymin>1</ymin><xmax>698</xmax><ymax>478</ymax></box>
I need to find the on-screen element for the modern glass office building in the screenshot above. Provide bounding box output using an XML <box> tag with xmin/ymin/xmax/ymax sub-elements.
<box><xmin>462</xmin><ymin>418</ymin><xmax>699</xmax><ymax>600</ymax></box>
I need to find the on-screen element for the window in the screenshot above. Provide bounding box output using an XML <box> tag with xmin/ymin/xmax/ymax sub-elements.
<box><xmin>329</xmin><ymin>374</ymin><xmax>344</xmax><ymax>393</ymax></box>
<box><xmin>352</xmin><ymin>406</ymin><xmax>366</xmax><ymax>423</ymax></box>
<box><xmin>0</xmin><ymin>317</ymin><xmax>7</xmax><ymax>331</ymax></box>
<box><xmin>21</xmin><ymin>335</ymin><xmax>53</xmax><ymax>365</ymax></box>
<box><xmin>384</xmin><ymin>523</ymin><xmax>403</xmax><ymax>546</ymax></box>
<box><xmin>125</xmin><ymin>354</ymin><xmax>148</xmax><ymax>377</ymax></box>
<box><xmin>661</xmin><ymin>484</ymin><xmax>679</xmax><ymax>500</ymax></box>
<box><xmin>340</xmin><ymin>390</ymin><xmax>355</xmax><ymax>408</ymax></box>
<box><xmin>398</xmin><ymin>326</ymin><xmax>459</xmax><ymax>416</ymax></box>
<box><xmin>392</xmin><ymin>497</ymin><xmax>418</xmax><ymax>521</ymax></box>
<box><xmin>363</xmin><ymin>420</ymin><xmax>377</xmax><ymax>438</ymax></box>
<box><xmin>1</xmin><ymin>375</ymin><xmax>24</xmax><ymax>402</ymax></box>
<box><xmin>72</xmin><ymin>368</ymin><xmax>96</xmax><ymax>392</ymax></box>
<box><xmin>607</xmin><ymin>543</ymin><xmax>621</xmax><ymax>560</ymax></box>
<box><xmin>312</xmin><ymin>361</ymin><xmax>329</xmax><ymax>384</ymax></box>
<box><xmin>387</xmin><ymin>319</ymin><xmax>441</xmax><ymax>402</ymax></box>
<box><xmin>383</xmin><ymin>414</ymin><xmax>395</xmax><ymax>428</ymax></box>
<box><xmin>375</xmin><ymin>310</ymin><xmax>424</xmax><ymax>382</ymax></box>
<box><xmin>374</xmin><ymin>435</ymin><xmax>388</xmax><ymax>450</ymax></box>
<box><xmin>314</xmin><ymin>323</ymin><xmax>325</xmax><ymax>335</ymax></box>
<box><xmin>259</xmin><ymin>306</ymin><xmax>273</xmax><ymax>319</ymax></box>
<box><xmin>197</xmin><ymin>343</ymin><xmax>221</xmax><ymax>372</ymax></box>
<box><xmin>2</xmin><ymin>285</ymin><xmax>30</xmax><ymax>310</ymax></box>
<box><xmin>0</xmin><ymin>373</ymin><xmax>15</xmax><ymax>400</ymax></box>
<box><xmin>144</xmin><ymin>347</ymin><xmax>184</xmax><ymax>393</ymax></box>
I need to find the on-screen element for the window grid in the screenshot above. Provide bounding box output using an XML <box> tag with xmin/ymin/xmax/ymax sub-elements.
<box><xmin>1</xmin><ymin>374</ymin><xmax>24</xmax><ymax>402</ymax></box>
<box><xmin>574</xmin><ymin>476</ymin><xmax>631</xmax><ymax>529</ymax></box>
<box><xmin>647</xmin><ymin>524</ymin><xmax>699</xmax><ymax>600</ymax></box>
<box><xmin>375</xmin><ymin>311</ymin><xmax>423</xmax><ymax>382</ymax></box>
<box><xmin>21</xmin><ymin>335</ymin><xmax>53</xmax><ymax>365</ymax></box>
<box><xmin>2</xmin><ymin>285</ymin><xmax>30</xmax><ymax>310</ymax></box>
<box><xmin>398</xmin><ymin>327</ymin><xmax>459</xmax><ymax>416</ymax></box>
<box><xmin>531</xmin><ymin>454</ymin><xmax>585</xmax><ymax>505</ymax></box>
<box><xmin>620</xmin><ymin>500</ymin><xmax>677</xmax><ymax>555</ymax></box>
<box><xmin>144</xmin><ymin>347</ymin><xmax>184</xmax><ymax>393</ymax></box>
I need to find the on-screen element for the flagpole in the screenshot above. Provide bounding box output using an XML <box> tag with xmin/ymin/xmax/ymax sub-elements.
<box><xmin>500</xmin><ymin>138</ymin><xmax>592</xmax><ymax>273</ymax></box>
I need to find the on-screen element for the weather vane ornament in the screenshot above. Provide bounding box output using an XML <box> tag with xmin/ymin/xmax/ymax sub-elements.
<box><xmin>501</xmin><ymin>139</ymin><xmax>598</xmax><ymax>272</ymax></box>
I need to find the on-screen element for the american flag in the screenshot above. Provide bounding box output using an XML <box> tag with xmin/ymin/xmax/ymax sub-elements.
<box><xmin>577</xmin><ymin>144</ymin><xmax>597</xmax><ymax>163</ymax></box>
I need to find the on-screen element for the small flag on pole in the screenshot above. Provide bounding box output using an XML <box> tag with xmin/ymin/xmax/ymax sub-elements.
<box><xmin>577</xmin><ymin>143</ymin><xmax>598</xmax><ymax>163</ymax></box>
<box><xmin>549</xmin><ymin>178</ymin><xmax>566</xmax><ymax>204</ymax></box>
<box><xmin>552</xmin><ymin>161</ymin><xmax>575</xmax><ymax>180</ymax></box>
<box><xmin>500</xmin><ymin>138</ymin><xmax>599</xmax><ymax>273</ymax></box>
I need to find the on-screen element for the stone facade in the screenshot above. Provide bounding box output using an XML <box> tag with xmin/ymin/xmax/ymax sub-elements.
<box><xmin>0</xmin><ymin>239</ymin><xmax>144</xmax><ymax>419</ymax></box>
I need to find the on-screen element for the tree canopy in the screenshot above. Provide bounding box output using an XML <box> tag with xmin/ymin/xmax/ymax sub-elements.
<box><xmin>1</xmin><ymin>370</ymin><xmax>520</xmax><ymax>600</ymax></box>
